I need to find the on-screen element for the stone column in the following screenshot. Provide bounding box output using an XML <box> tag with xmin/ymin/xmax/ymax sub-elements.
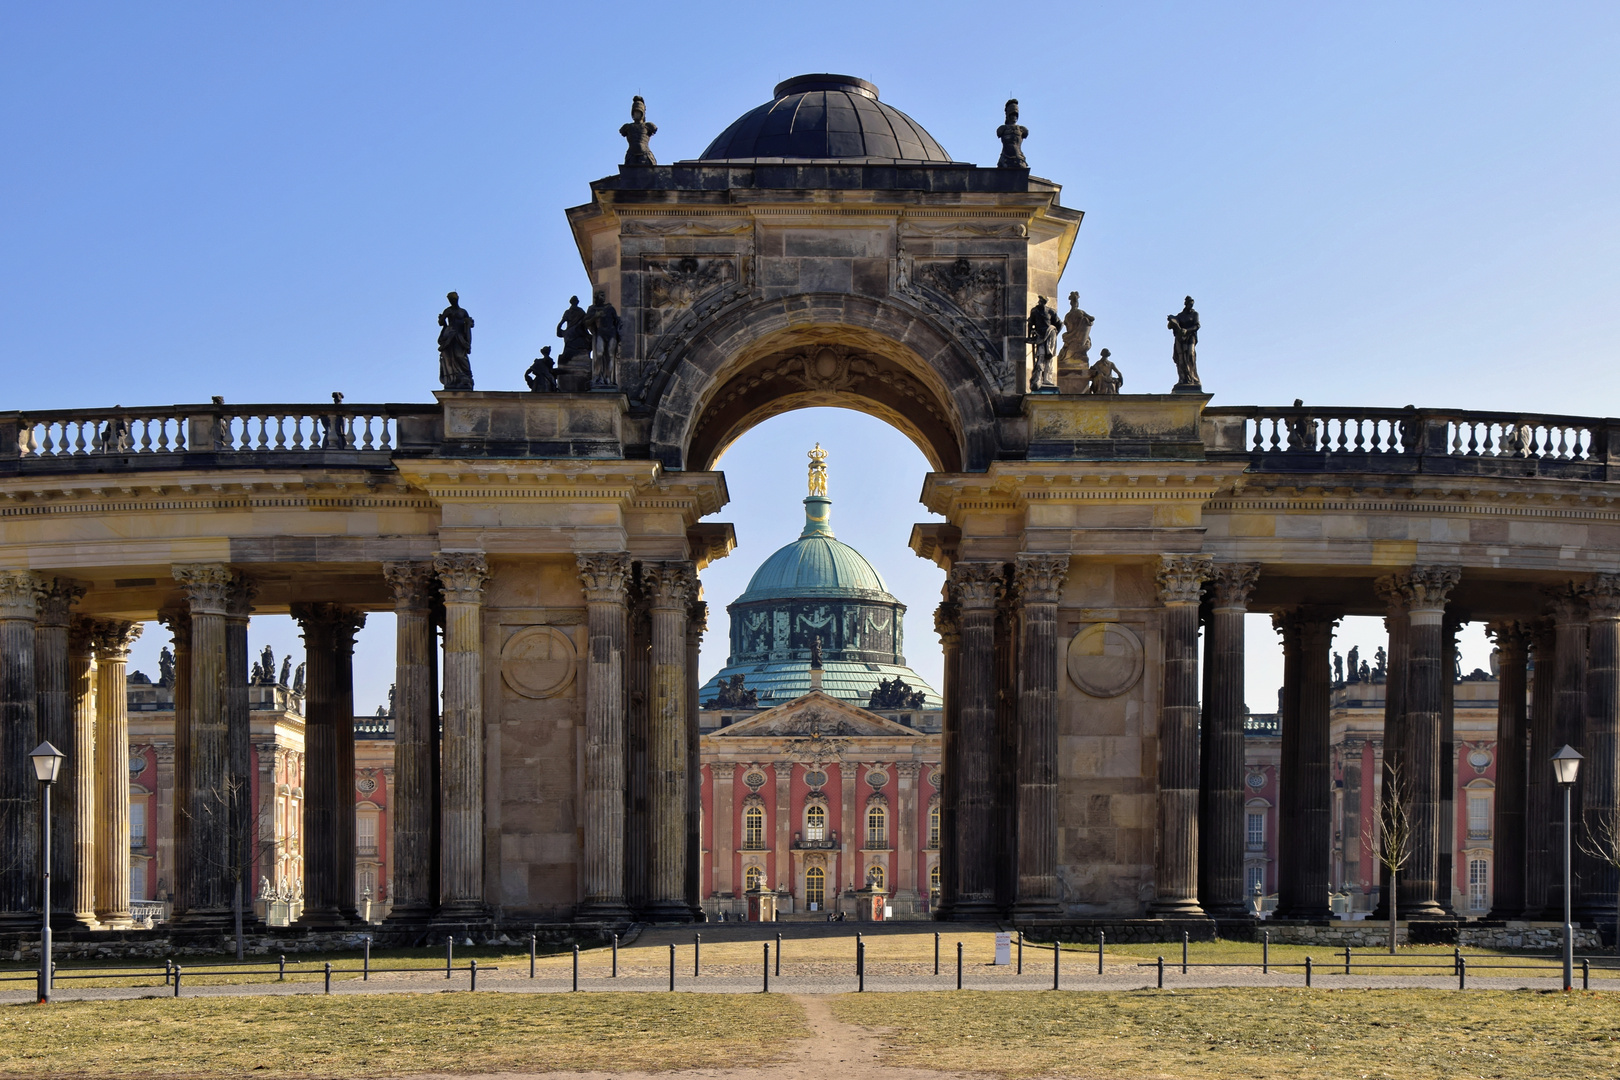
<box><xmin>383</xmin><ymin>562</ymin><xmax>438</xmax><ymax>922</ymax></box>
<box><xmin>171</xmin><ymin>564</ymin><xmax>234</xmax><ymax>925</ymax></box>
<box><xmin>292</xmin><ymin>602</ymin><xmax>365</xmax><ymax>927</ymax></box>
<box><xmin>895</xmin><ymin>761</ymin><xmax>920</xmax><ymax>903</ymax></box>
<box><xmin>35</xmin><ymin>580</ymin><xmax>83</xmax><ymax>924</ymax></box>
<box><xmin>1012</xmin><ymin>554</ymin><xmax>1067</xmax><ymax>917</ymax></box>
<box><xmin>774</xmin><ymin>763</ymin><xmax>791</xmax><ymax>899</ymax></box>
<box><xmin>92</xmin><ymin>618</ymin><xmax>142</xmax><ymax>927</ymax></box>
<box><xmin>1486</xmin><ymin>621</ymin><xmax>1531</xmax><ymax>919</ymax></box>
<box><xmin>1394</xmin><ymin>566</ymin><xmax>1461</xmax><ymax>919</ymax></box>
<box><xmin>434</xmin><ymin>553</ymin><xmax>490</xmax><ymax>919</ymax></box>
<box><xmin>1548</xmin><ymin>583</ymin><xmax>1588</xmax><ymax>915</ymax></box>
<box><xmin>577</xmin><ymin>553</ymin><xmax>631</xmax><ymax>920</ymax></box>
<box><xmin>1272</xmin><ymin>607</ymin><xmax>1337</xmax><ymax>920</ymax></box>
<box><xmin>1439</xmin><ymin>615</ymin><xmax>1462</xmax><ymax>912</ymax></box>
<box><xmin>0</xmin><ymin>571</ymin><xmax>46</xmax><ymax>927</ymax></box>
<box><xmin>1151</xmin><ymin>554</ymin><xmax>1213</xmax><ymax>915</ymax></box>
<box><xmin>67</xmin><ymin>617</ymin><xmax>97</xmax><ymax>925</ymax></box>
<box><xmin>714</xmin><ymin>765</ymin><xmax>734</xmax><ymax>899</ymax></box>
<box><xmin>225</xmin><ymin>575</ymin><xmax>256</xmax><ymax>925</ymax></box>
<box><xmin>933</xmin><ymin>602</ymin><xmax>960</xmax><ymax>917</ymax></box>
<box><xmin>644</xmin><ymin>562</ymin><xmax>694</xmax><ymax>921</ymax></box>
<box><xmin>624</xmin><ymin>580</ymin><xmax>651</xmax><ymax>912</ymax></box>
<box><xmin>1199</xmin><ymin>563</ymin><xmax>1259</xmax><ymax>918</ymax></box>
<box><xmin>686</xmin><ymin>598</ymin><xmax>706</xmax><ymax>918</ymax></box>
<box><xmin>1524</xmin><ymin>618</ymin><xmax>1558</xmax><ymax>917</ymax></box>
<box><xmin>1578</xmin><ymin>575</ymin><xmax>1620</xmax><ymax>924</ymax></box>
<box><xmin>949</xmin><ymin>563</ymin><xmax>1002</xmax><ymax>919</ymax></box>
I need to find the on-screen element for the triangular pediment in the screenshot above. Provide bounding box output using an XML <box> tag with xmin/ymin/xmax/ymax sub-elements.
<box><xmin>709</xmin><ymin>690</ymin><xmax>921</xmax><ymax>738</ymax></box>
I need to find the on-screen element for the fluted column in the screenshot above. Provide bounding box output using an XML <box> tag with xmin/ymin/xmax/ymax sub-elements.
<box><xmin>1439</xmin><ymin>615</ymin><xmax>1462</xmax><ymax>913</ymax></box>
<box><xmin>225</xmin><ymin>575</ymin><xmax>256</xmax><ymax>926</ymax></box>
<box><xmin>1393</xmin><ymin>566</ymin><xmax>1461</xmax><ymax>918</ymax></box>
<box><xmin>644</xmin><ymin>561</ymin><xmax>694</xmax><ymax>922</ymax></box>
<box><xmin>293</xmin><ymin>601</ymin><xmax>365</xmax><ymax>927</ymax></box>
<box><xmin>577</xmin><ymin>553</ymin><xmax>631</xmax><ymax>920</ymax></box>
<box><xmin>949</xmin><ymin>562</ymin><xmax>1002</xmax><ymax>918</ymax></box>
<box><xmin>1013</xmin><ymin>553</ymin><xmax>1068</xmax><ymax>916</ymax></box>
<box><xmin>1370</xmin><ymin>579</ymin><xmax>1411</xmax><ymax>920</ymax></box>
<box><xmin>933</xmin><ymin>601</ymin><xmax>961</xmax><ymax>918</ymax></box>
<box><xmin>1548</xmin><ymin>584</ymin><xmax>1588</xmax><ymax>916</ymax></box>
<box><xmin>1487</xmin><ymin>621</ymin><xmax>1531</xmax><ymax>919</ymax></box>
<box><xmin>158</xmin><ymin>610</ymin><xmax>192</xmax><ymax>914</ymax></box>
<box><xmin>685</xmin><ymin>597</ymin><xmax>706</xmax><ymax>919</ymax></box>
<box><xmin>0</xmin><ymin>571</ymin><xmax>47</xmax><ymax>927</ymax></box>
<box><xmin>1199</xmin><ymin>563</ymin><xmax>1259</xmax><ymax>917</ymax></box>
<box><xmin>1151</xmin><ymin>554</ymin><xmax>1212</xmax><ymax>915</ymax></box>
<box><xmin>383</xmin><ymin>562</ymin><xmax>438</xmax><ymax>922</ymax></box>
<box><xmin>35</xmin><ymin>579</ymin><xmax>83</xmax><ymax>925</ymax></box>
<box><xmin>67</xmin><ymin>618</ymin><xmax>97</xmax><ymax>925</ymax></box>
<box><xmin>625</xmin><ymin>580</ymin><xmax>651</xmax><ymax>912</ymax></box>
<box><xmin>1525</xmin><ymin>618</ymin><xmax>1558</xmax><ymax>916</ymax></box>
<box><xmin>1273</xmin><ymin>607</ymin><xmax>1337</xmax><ymax>920</ymax></box>
<box><xmin>895</xmin><ymin>761</ymin><xmax>920</xmax><ymax>901</ymax></box>
<box><xmin>434</xmin><ymin>553</ymin><xmax>490</xmax><ymax>918</ymax></box>
<box><xmin>92</xmin><ymin>619</ymin><xmax>141</xmax><ymax>927</ymax></box>
<box><xmin>1578</xmin><ymin>575</ymin><xmax>1620</xmax><ymax>924</ymax></box>
<box><xmin>171</xmin><ymin>564</ymin><xmax>233</xmax><ymax>924</ymax></box>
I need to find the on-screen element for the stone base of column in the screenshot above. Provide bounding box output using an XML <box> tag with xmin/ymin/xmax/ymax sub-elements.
<box><xmin>575</xmin><ymin>899</ymin><xmax>634</xmax><ymax>923</ymax></box>
<box><xmin>294</xmin><ymin>907</ymin><xmax>362</xmax><ymax>931</ymax></box>
<box><xmin>382</xmin><ymin>901</ymin><xmax>438</xmax><ymax>928</ymax></box>
<box><xmin>1012</xmin><ymin>898</ymin><xmax>1064</xmax><ymax>919</ymax></box>
<box><xmin>169</xmin><ymin>909</ymin><xmax>236</xmax><ymax>930</ymax></box>
<box><xmin>1201</xmin><ymin>902</ymin><xmax>1256</xmax><ymax>921</ymax></box>
<box><xmin>1146</xmin><ymin>898</ymin><xmax>1207</xmax><ymax>917</ymax></box>
<box><xmin>93</xmin><ymin>915</ymin><xmax>136</xmax><ymax>931</ymax></box>
<box><xmin>946</xmin><ymin>898</ymin><xmax>1002</xmax><ymax>921</ymax></box>
<box><xmin>640</xmin><ymin>899</ymin><xmax>696</xmax><ymax>924</ymax></box>
<box><xmin>432</xmin><ymin>900</ymin><xmax>493</xmax><ymax>928</ymax></box>
<box><xmin>1270</xmin><ymin>904</ymin><xmax>1331</xmax><ymax>922</ymax></box>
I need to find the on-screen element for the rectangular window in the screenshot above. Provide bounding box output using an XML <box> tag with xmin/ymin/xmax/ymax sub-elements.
<box><xmin>1468</xmin><ymin>859</ymin><xmax>1489</xmax><ymax>912</ymax></box>
<box><xmin>1468</xmin><ymin>795</ymin><xmax>1491</xmax><ymax>839</ymax></box>
<box><xmin>1246</xmin><ymin>865</ymin><xmax>1265</xmax><ymax>898</ymax></box>
<box><xmin>129</xmin><ymin>800</ymin><xmax>147</xmax><ymax>849</ymax></box>
<box><xmin>1246</xmin><ymin>812</ymin><xmax>1265</xmax><ymax>848</ymax></box>
<box><xmin>357</xmin><ymin>814</ymin><xmax>379</xmax><ymax>856</ymax></box>
<box><xmin>130</xmin><ymin>859</ymin><xmax>146</xmax><ymax>901</ymax></box>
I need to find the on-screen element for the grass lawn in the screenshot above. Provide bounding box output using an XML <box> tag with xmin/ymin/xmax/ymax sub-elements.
<box><xmin>832</xmin><ymin>988</ymin><xmax>1620</xmax><ymax>1079</ymax></box>
<box><xmin>1059</xmin><ymin>936</ymin><xmax>1620</xmax><ymax>979</ymax></box>
<box><xmin>0</xmin><ymin>991</ymin><xmax>808</xmax><ymax>1077</ymax></box>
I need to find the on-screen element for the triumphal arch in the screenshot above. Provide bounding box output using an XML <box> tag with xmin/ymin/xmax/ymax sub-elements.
<box><xmin>3</xmin><ymin>74</ymin><xmax>1619</xmax><ymax>944</ymax></box>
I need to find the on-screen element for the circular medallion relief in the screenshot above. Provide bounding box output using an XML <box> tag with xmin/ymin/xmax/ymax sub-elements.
<box><xmin>499</xmin><ymin>626</ymin><xmax>577</xmax><ymax>699</ymax></box>
<box><xmin>743</xmin><ymin>770</ymin><xmax>767</xmax><ymax>790</ymax></box>
<box><xmin>803</xmin><ymin>769</ymin><xmax>828</xmax><ymax>788</ymax></box>
<box><xmin>128</xmin><ymin>754</ymin><xmax>145</xmax><ymax>776</ymax></box>
<box><xmin>867</xmin><ymin>769</ymin><xmax>888</xmax><ymax>789</ymax></box>
<box><xmin>357</xmin><ymin>776</ymin><xmax>378</xmax><ymax>795</ymax></box>
<box><xmin>1468</xmin><ymin>748</ymin><xmax>1492</xmax><ymax>771</ymax></box>
<box><xmin>1067</xmin><ymin>623</ymin><xmax>1144</xmax><ymax>698</ymax></box>
<box><xmin>1246</xmin><ymin>772</ymin><xmax>1266</xmax><ymax>789</ymax></box>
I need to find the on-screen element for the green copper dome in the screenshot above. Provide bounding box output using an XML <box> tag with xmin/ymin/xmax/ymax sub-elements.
<box><xmin>735</xmin><ymin>494</ymin><xmax>895</xmax><ymax>603</ymax></box>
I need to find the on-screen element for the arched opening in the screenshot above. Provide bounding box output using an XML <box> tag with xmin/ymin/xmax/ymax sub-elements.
<box><xmin>805</xmin><ymin>866</ymin><xmax>826</xmax><ymax>906</ymax></box>
<box><xmin>745</xmin><ymin>865</ymin><xmax>764</xmax><ymax>892</ymax></box>
<box><xmin>805</xmin><ymin>803</ymin><xmax>827</xmax><ymax>841</ymax></box>
<box><xmin>743</xmin><ymin>805</ymin><xmax>766</xmax><ymax>850</ymax></box>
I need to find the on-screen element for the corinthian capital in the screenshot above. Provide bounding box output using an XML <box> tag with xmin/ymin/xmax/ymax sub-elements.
<box><xmin>948</xmin><ymin>562</ymin><xmax>1003</xmax><ymax>610</ymax></box>
<box><xmin>383</xmin><ymin>561</ymin><xmax>438</xmax><ymax>609</ymax></box>
<box><xmin>1485</xmin><ymin>619</ymin><xmax>1532</xmax><ymax>656</ymax></box>
<box><xmin>291</xmin><ymin>603</ymin><xmax>367</xmax><ymax>648</ymax></box>
<box><xmin>1207</xmin><ymin>563</ymin><xmax>1260</xmax><ymax>610</ymax></box>
<box><xmin>1384</xmin><ymin>565</ymin><xmax>1461</xmax><ymax>613</ymax></box>
<box><xmin>1013</xmin><ymin>554</ymin><xmax>1069</xmax><ymax>606</ymax></box>
<box><xmin>1156</xmin><ymin>554</ymin><xmax>1213</xmax><ymax>606</ymax></box>
<box><xmin>434</xmin><ymin>552</ymin><xmax>490</xmax><ymax>603</ymax></box>
<box><xmin>0</xmin><ymin>570</ymin><xmax>49</xmax><ymax>620</ymax></box>
<box><xmin>1546</xmin><ymin>581</ymin><xmax>1588</xmax><ymax>625</ymax></box>
<box><xmin>36</xmin><ymin>577</ymin><xmax>87</xmax><ymax>627</ymax></box>
<box><xmin>933</xmin><ymin>602</ymin><xmax>961</xmax><ymax>647</ymax></box>
<box><xmin>89</xmin><ymin>618</ymin><xmax>143</xmax><ymax>660</ymax></box>
<box><xmin>172</xmin><ymin>563</ymin><xmax>234</xmax><ymax>615</ymax></box>
<box><xmin>643</xmin><ymin>560</ymin><xmax>695</xmax><ymax>609</ymax></box>
<box><xmin>1585</xmin><ymin>574</ymin><xmax>1620</xmax><ymax>620</ymax></box>
<box><xmin>226</xmin><ymin>572</ymin><xmax>258</xmax><ymax>618</ymax></box>
<box><xmin>576</xmin><ymin>553</ymin><xmax>631</xmax><ymax>605</ymax></box>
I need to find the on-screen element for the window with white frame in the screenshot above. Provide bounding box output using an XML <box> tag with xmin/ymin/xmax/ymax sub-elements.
<box><xmin>928</xmin><ymin>805</ymin><xmax>940</xmax><ymax>849</ymax></box>
<box><xmin>1467</xmin><ymin>794</ymin><xmax>1491</xmax><ymax>839</ymax></box>
<box><xmin>1246</xmin><ymin>865</ymin><xmax>1265</xmax><ymax>898</ymax></box>
<box><xmin>1246</xmin><ymin>811</ymin><xmax>1265</xmax><ymax>848</ymax></box>
<box><xmin>805</xmin><ymin>804</ymin><xmax>827</xmax><ymax>840</ymax></box>
<box><xmin>129</xmin><ymin>800</ymin><xmax>147</xmax><ymax>849</ymax></box>
<box><xmin>744</xmin><ymin>806</ymin><xmax>765</xmax><ymax>849</ymax></box>
<box><xmin>867</xmin><ymin>805</ymin><xmax>887</xmax><ymax>848</ymax></box>
<box><xmin>357</xmin><ymin>811</ymin><xmax>379</xmax><ymax>856</ymax></box>
<box><xmin>130</xmin><ymin>858</ymin><xmax>146</xmax><ymax>901</ymax></box>
<box><xmin>745</xmin><ymin>865</ymin><xmax>764</xmax><ymax>892</ymax></box>
<box><xmin>867</xmin><ymin>864</ymin><xmax>885</xmax><ymax>891</ymax></box>
<box><xmin>806</xmin><ymin>866</ymin><xmax>825</xmax><ymax>906</ymax></box>
<box><xmin>1468</xmin><ymin>859</ymin><xmax>1489</xmax><ymax>911</ymax></box>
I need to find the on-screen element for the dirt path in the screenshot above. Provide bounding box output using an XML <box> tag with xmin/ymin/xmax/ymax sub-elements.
<box><xmin>399</xmin><ymin>994</ymin><xmax>979</xmax><ymax>1080</ymax></box>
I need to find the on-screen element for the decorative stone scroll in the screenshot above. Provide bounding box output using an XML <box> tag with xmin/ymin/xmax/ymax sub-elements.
<box><xmin>1066</xmin><ymin>623</ymin><xmax>1144</xmax><ymax>698</ymax></box>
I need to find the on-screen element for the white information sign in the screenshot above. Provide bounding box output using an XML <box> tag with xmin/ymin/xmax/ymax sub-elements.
<box><xmin>994</xmin><ymin>931</ymin><xmax>1012</xmax><ymax>965</ymax></box>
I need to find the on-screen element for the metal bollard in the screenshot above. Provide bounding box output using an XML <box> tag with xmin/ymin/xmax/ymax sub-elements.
<box><xmin>957</xmin><ymin>941</ymin><xmax>964</xmax><ymax>990</ymax></box>
<box><xmin>763</xmin><ymin>942</ymin><xmax>770</xmax><ymax>993</ymax></box>
<box><xmin>1344</xmin><ymin>946</ymin><xmax>1351</xmax><ymax>976</ymax></box>
<box><xmin>530</xmin><ymin>935</ymin><xmax>536</xmax><ymax>979</ymax></box>
<box><xmin>324</xmin><ymin>961</ymin><xmax>332</xmax><ymax>995</ymax></box>
<box><xmin>695</xmin><ymin>933</ymin><xmax>701</xmax><ymax>978</ymax></box>
<box><xmin>1305</xmin><ymin>956</ymin><xmax>1312</xmax><ymax>989</ymax></box>
<box><xmin>1453</xmin><ymin>947</ymin><xmax>1462</xmax><ymax>977</ymax></box>
<box><xmin>1182</xmin><ymin>931</ymin><xmax>1189</xmax><ymax>975</ymax></box>
<box><xmin>1053</xmin><ymin>940</ymin><xmax>1060</xmax><ymax>991</ymax></box>
<box><xmin>669</xmin><ymin>943</ymin><xmax>675</xmax><ymax>992</ymax></box>
<box><xmin>1099</xmin><ymin>930</ymin><xmax>1105</xmax><ymax>975</ymax></box>
<box><xmin>173</xmin><ymin>965</ymin><xmax>182</xmax><ymax>997</ymax></box>
<box><xmin>1157</xmin><ymin>956</ymin><xmax>1164</xmax><ymax>989</ymax></box>
<box><xmin>858</xmin><ymin>940</ymin><xmax>865</xmax><ymax>993</ymax></box>
<box><xmin>775</xmin><ymin>932</ymin><xmax>781</xmax><ymax>977</ymax></box>
<box><xmin>573</xmin><ymin>945</ymin><xmax>580</xmax><ymax>992</ymax></box>
<box><xmin>470</xmin><ymin>959</ymin><xmax>478</xmax><ymax>992</ymax></box>
<box><xmin>856</xmin><ymin>932</ymin><xmax>862</xmax><ymax>977</ymax></box>
<box><xmin>446</xmin><ymin>935</ymin><xmax>453</xmax><ymax>979</ymax></box>
<box><xmin>164</xmin><ymin>958</ymin><xmax>172</xmax><ymax>985</ymax></box>
<box><xmin>364</xmin><ymin>936</ymin><xmax>371</xmax><ymax>981</ymax></box>
<box><xmin>1017</xmin><ymin>931</ymin><xmax>1023</xmax><ymax>975</ymax></box>
<box><xmin>612</xmin><ymin>933</ymin><xmax>619</xmax><ymax>978</ymax></box>
<box><xmin>278</xmin><ymin>954</ymin><xmax>285</xmax><ymax>982</ymax></box>
<box><xmin>1458</xmin><ymin>955</ymin><xmax>1466</xmax><ymax>991</ymax></box>
<box><xmin>1583</xmin><ymin>958</ymin><xmax>1590</xmax><ymax>990</ymax></box>
<box><xmin>1263</xmin><ymin>931</ymin><xmax>1269</xmax><ymax>974</ymax></box>
<box><xmin>935</xmin><ymin>931</ymin><xmax>940</xmax><ymax>976</ymax></box>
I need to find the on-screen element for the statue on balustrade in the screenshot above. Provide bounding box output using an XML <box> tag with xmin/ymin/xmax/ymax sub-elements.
<box><xmin>1026</xmin><ymin>295</ymin><xmax>1060</xmax><ymax>392</ymax></box>
<box><xmin>556</xmin><ymin>295</ymin><xmax>592</xmax><ymax>390</ymax></box>
<box><xmin>1167</xmin><ymin>295</ymin><xmax>1201</xmax><ymax>392</ymax></box>
<box><xmin>293</xmin><ymin>662</ymin><xmax>306</xmax><ymax>695</ymax></box>
<box><xmin>1373</xmin><ymin>647</ymin><xmax>1387</xmax><ymax>682</ymax></box>
<box><xmin>525</xmin><ymin>347</ymin><xmax>559</xmax><ymax>393</ymax></box>
<box><xmin>620</xmin><ymin>96</ymin><xmax>658</xmax><ymax>166</ymax></box>
<box><xmin>1057</xmin><ymin>291</ymin><xmax>1094</xmax><ymax>392</ymax></box>
<box><xmin>582</xmin><ymin>288</ymin><xmax>623</xmax><ymax>389</ymax></box>
<box><xmin>437</xmin><ymin>291</ymin><xmax>475</xmax><ymax>391</ymax></box>
<box><xmin>259</xmin><ymin>645</ymin><xmax>276</xmax><ymax>686</ymax></box>
<box><xmin>1086</xmin><ymin>349</ymin><xmax>1123</xmax><ymax>395</ymax></box>
<box><xmin>159</xmin><ymin>646</ymin><xmax>175</xmax><ymax>688</ymax></box>
<box><xmin>1333</xmin><ymin>652</ymin><xmax>1344</xmax><ymax>686</ymax></box>
<box><xmin>279</xmin><ymin>656</ymin><xmax>291</xmax><ymax>686</ymax></box>
<box><xmin>1347</xmin><ymin>645</ymin><xmax>1360</xmax><ymax>683</ymax></box>
<box><xmin>1285</xmin><ymin>399</ymin><xmax>1318</xmax><ymax>451</ymax></box>
<box><xmin>996</xmin><ymin>98</ymin><xmax>1028</xmax><ymax>168</ymax></box>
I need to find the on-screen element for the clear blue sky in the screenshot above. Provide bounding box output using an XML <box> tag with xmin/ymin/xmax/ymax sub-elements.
<box><xmin>4</xmin><ymin>2</ymin><xmax>1613</xmax><ymax>709</ymax></box>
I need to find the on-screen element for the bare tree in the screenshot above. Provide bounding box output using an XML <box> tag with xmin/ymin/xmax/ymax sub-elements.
<box><xmin>1577</xmin><ymin>809</ymin><xmax>1620</xmax><ymax>955</ymax></box>
<box><xmin>1365</xmin><ymin>763</ymin><xmax>1415</xmax><ymax>954</ymax></box>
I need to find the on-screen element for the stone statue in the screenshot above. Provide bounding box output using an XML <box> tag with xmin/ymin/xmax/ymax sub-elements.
<box><xmin>387</xmin><ymin>682</ymin><xmax>396</xmax><ymax>716</ymax></box>
<box><xmin>996</xmin><ymin>98</ymin><xmax>1028</xmax><ymax>168</ymax></box>
<box><xmin>1359</xmin><ymin>660</ymin><xmax>1371</xmax><ymax>682</ymax></box>
<box><xmin>257</xmin><ymin>875</ymin><xmax>271</xmax><ymax>901</ymax></box>
<box><xmin>1167</xmin><ymin>296</ymin><xmax>1200</xmax><ymax>391</ymax></box>
<box><xmin>1373</xmin><ymin>647</ymin><xmax>1387</xmax><ymax>680</ymax></box>
<box><xmin>620</xmin><ymin>96</ymin><xmax>658</xmax><ymax>166</ymax></box>
<box><xmin>1058</xmin><ymin>291</ymin><xmax>1094</xmax><ymax>392</ymax></box>
<box><xmin>1026</xmin><ymin>295</ymin><xmax>1061</xmax><ymax>392</ymax></box>
<box><xmin>810</xmin><ymin>635</ymin><xmax>823</xmax><ymax>668</ymax></box>
<box><xmin>279</xmin><ymin>656</ymin><xmax>291</xmax><ymax>686</ymax></box>
<box><xmin>524</xmin><ymin>346</ymin><xmax>559</xmax><ymax>393</ymax></box>
<box><xmin>250</xmin><ymin>659</ymin><xmax>263</xmax><ymax>684</ymax></box>
<box><xmin>1333</xmin><ymin>652</ymin><xmax>1344</xmax><ymax>685</ymax></box>
<box><xmin>713</xmin><ymin>674</ymin><xmax>758</xmax><ymax>709</ymax></box>
<box><xmin>437</xmin><ymin>291</ymin><xmax>475</xmax><ymax>391</ymax></box>
<box><xmin>293</xmin><ymin>662</ymin><xmax>306</xmax><ymax>695</ymax></box>
<box><xmin>1087</xmin><ymin>349</ymin><xmax>1123</xmax><ymax>395</ymax></box>
<box><xmin>582</xmin><ymin>288</ymin><xmax>622</xmax><ymax>389</ymax></box>
<box><xmin>259</xmin><ymin>645</ymin><xmax>275</xmax><ymax>685</ymax></box>
<box><xmin>158</xmin><ymin>646</ymin><xmax>175</xmax><ymax>688</ymax></box>
<box><xmin>1347</xmin><ymin>645</ymin><xmax>1360</xmax><ymax>683</ymax></box>
<box><xmin>556</xmin><ymin>294</ymin><xmax>592</xmax><ymax>377</ymax></box>
<box><xmin>869</xmin><ymin>676</ymin><xmax>925</xmax><ymax>710</ymax></box>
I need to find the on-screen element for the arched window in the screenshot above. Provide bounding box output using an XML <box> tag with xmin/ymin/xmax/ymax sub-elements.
<box><xmin>867</xmin><ymin>864</ymin><xmax>885</xmax><ymax>891</ymax></box>
<box><xmin>805</xmin><ymin>804</ymin><xmax>827</xmax><ymax>841</ymax></box>
<box><xmin>806</xmin><ymin>866</ymin><xmax>826</xmax><ymax>906</ymax></box>
<box><xmin>928</xmin><ymin>804</ymin><xmax>940</xmax><ymax>849</ymax></box>
<box><xmin>744</xmin><ymin>806</ymin><xmax>765</xmax><ymax>849</ymax></box>
<box><xmin>867</xmin><ymin>804</ymin><xmax>887</xmax><ymax>848</ymax></box>
<box><xmin>745</xmin><ymin>865</ymin><xmax>764</xmax><ymax>892</ymax></box>
<box><xmin>930</xmin><ymin>864</ymin><xmax>940</xmax><ymax>894</ymax></box>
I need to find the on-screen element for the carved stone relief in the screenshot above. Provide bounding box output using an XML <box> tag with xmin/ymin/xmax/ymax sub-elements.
<box><xmin>499</xmin><ymin>625</ymin><xmax>578</xmax><ymax>699</ymax></box>
<box><xmin>645</xmin><ymin>256</ymin><xmax>739</xmax><ymax>310</ymax></box>
<box><xmin>917</xmin><ymin>258</ymin><xmax>1003</xmax><ymax>320</ymax></box>
<box><xmin>1066</xmin><ymin>622</ymin><xmax>1144</xmax><ymax>698</ymax></box>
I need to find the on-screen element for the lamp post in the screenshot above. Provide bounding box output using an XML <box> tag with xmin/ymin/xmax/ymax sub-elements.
<box><xmin>29</xmin><ymin>741</ymin><xmax>64</xmax><ymax>1005</ymax></box>
<box><xmin>1552</xmin><ymin>744</ymin><xmax>1584</xmax><ymax>992</ymax></box>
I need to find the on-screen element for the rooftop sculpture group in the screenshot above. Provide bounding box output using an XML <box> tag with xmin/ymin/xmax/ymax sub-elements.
<box><xmin>1024</xmin><ymin>290</ymin><xmax>1204</xmax><ymax>395</ymax></box>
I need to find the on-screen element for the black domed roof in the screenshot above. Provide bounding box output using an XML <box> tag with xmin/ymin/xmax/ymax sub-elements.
<box><xmin>698</xmin><ymin>74</ymin><xmax>953</xmax><ymax>163</ymax></box>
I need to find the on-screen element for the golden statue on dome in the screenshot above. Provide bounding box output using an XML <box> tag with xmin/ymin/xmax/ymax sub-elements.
<box><xmin>808</xmin><ymin>443</ymin><xmax>828</xmax><ymax>497</ymax></box>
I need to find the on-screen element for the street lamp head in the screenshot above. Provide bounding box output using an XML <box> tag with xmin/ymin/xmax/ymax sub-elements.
<box><xmin>29</xmin><ymin>741</ymin><xmax>64</xmax><ymax>785</ymax></box>
<box><xmin>1552</xmin><ymin>744</ymin><xmax>1583</xmax><ymax>786</ymax></box>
